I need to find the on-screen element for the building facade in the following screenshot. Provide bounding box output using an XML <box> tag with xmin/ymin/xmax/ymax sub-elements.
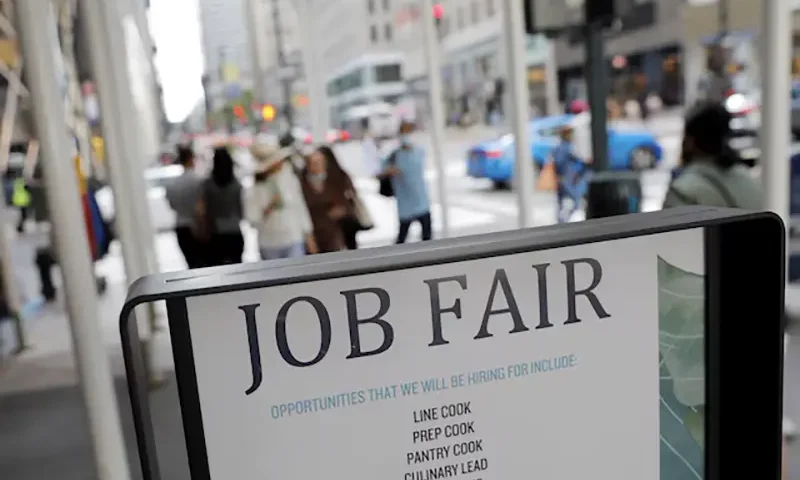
<box><xmin>552</xmin><ymin>0</ymin><xmax>682</xmax><ymax>106</ymax></box>
<box><xmin>682</xmin><ymin>0</ymin><xmax>800</xmax><ymax>106</ymax></box>
<box><xmin>312</xmin><ymin>0</ymin><xmax>410</xmax><ymax>125</ymax></box>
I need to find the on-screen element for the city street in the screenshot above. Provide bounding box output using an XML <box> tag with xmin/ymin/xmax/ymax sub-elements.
<box><xmin>100</xmin><ymin>115</ymin><xmax>684</xmax><ymax>281</ymax></box>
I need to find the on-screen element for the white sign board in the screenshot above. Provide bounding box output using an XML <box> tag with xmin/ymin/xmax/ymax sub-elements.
<box><xmin>184</xmin><ymin>229</ymin><xmax>706</xmax><ymax>478</ymax></box>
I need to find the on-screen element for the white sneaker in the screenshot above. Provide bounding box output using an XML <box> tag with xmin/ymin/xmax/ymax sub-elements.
<box><xmin>784</xmin><ymin>417</ymin><xmax>797</xmax><ymax>440</ymax></box>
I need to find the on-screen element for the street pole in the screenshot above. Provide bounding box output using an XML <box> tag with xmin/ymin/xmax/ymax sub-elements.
<box><xmin>583</xmin><ymin>14</ymin><xmax>642</xmax><ymax>219</ymax></box>
<box><xmin>585</xmin><ymin>22</ymin><xmax>609</xmax><ymax>171</ymax></box>
<box><xmin>718</xmin><ymin>0</ymin><xmax>729</xmax><ymax>42</ymax></box>
<box><xmin>544</xmin><ymin>38</ymin><xmax>560</xmax><ymax>116</ymax></box>
<box><xmin>297</xmin><ymin>0</ymin><xmax>327</xmax><ymax>143</ymax></box>
<box><xmin>502</xmin><ymin>0</ymin><xmax>535</xmax><ymax>228</ymax></box>
<box><xmin>15</xmin><ymin>2</ymin><xmax>131</xmax><ymax>479</ymax></box>
<box><xmin>761</xmin><ymin>0</ymin><xmax>791</xmax><ymax>230</ymax></box>
<box><xmin>271</xmin><ymin>0</ymin><xmax>294</xmax><ymax>127</ymax></box>
<box><xmin>420</xmin><ymin>0</ymin><xmax>451</xmax><ymax>237</ymax></box>
<box><xmin>245</xmin><ymin>0</ymin><xmax>269</xmax><ymax>106</ymax></box>
<box><xmin>80</xmin><ymin>0</ymin><xmax>163</xmax><ymax>385</ymax></box>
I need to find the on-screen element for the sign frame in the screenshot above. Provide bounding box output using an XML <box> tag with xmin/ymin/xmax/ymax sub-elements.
<box><xmin>119</xmin><ymin>207</ymin><xmax>786</xmax><ymax>480</ymax></box>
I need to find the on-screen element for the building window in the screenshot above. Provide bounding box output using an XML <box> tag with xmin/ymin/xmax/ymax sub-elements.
<box><xmin>384</xmin><ymin>23</ymin><xmax>393</xmax><ymax>41</ymax></box>
<box><xmin>367</xmin><ymin>0</ymin><xmax>375</xmax><ymax>14</ymax></box>
<box><xmin>383</xmin><ymin>0</ymin><xmax>390</xmax><ymax>12</ymax></box>
<box><xmin>375</xmin><ymin>64</ymin><xmax>402</xmax><ymax>83</ymax></box>
<box><xmin>457</xmin><ymin>6</ymin><xmax>464</xmax><ymax>30</ymax></box>
<box><xmin>486</xmin><ymin>0</ymin><xmax>495</xmax><ymax>16</ymax></box>
<box><xmin>370</xmin><ymin>25</ymin><xmax>378</xmax><ymax>43</ymax></box>
<box><xmin>471</xmin><ymin>1</ymin><xmax>479</xmax><ymax>24</ymax></box>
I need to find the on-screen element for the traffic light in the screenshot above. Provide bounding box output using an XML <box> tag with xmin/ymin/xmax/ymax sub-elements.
<box><xmin>261</xmin><ymin>104</ymin><xmax>276</xmax><ymax>121</ymax></box>
<box><xmin>433</xmin><ymin>3</ymin><xmax>443</xmax><ymax>27</ymax></box>
<box><xmin>232</xmin><ymin>104</ymin><xmax>245</xmax><ymax>119</ymax></box>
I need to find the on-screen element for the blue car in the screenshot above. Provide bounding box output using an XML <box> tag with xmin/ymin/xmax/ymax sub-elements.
<box><xmin>466</xmin><ymin>114</ymin><xmax>663</xmax><ymax>188</ymax></box>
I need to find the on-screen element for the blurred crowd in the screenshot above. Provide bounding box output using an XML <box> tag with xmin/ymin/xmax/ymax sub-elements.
<box><xmin>165</xmin><ymin>119</ymin><xmax>434</xmax><ymax>268</ymax></box>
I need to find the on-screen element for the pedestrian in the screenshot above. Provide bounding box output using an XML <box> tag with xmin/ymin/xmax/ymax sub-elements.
<box><xmin>317</xmin><ymin>145</ymin><xmax>372</xmax><ymax>249</ymax></box>
<box><xmin>202</xmin><ymin>146</ymin><xmax>245</xmax><ymax>266</ymax></box>
<box><xmin>11</xmin><ymin>176</ymin><xmax>30</xmax><ymax>233</ymax></box>
<box><xmin>247</xmin><ymin>143</ymin><xmax>317</xmax><ymax>260</ymax></box>
<box><xmin>663</xmin><ymin>102</ymin><xmax>796</xmax><ymax>456</ymax></box>
<box><xmin>377</xmin><ymin>120</ymin><xmax>432</xmax><ymax>244</ymax></box>
<box><xmin>551</xmin><ymin>124</ymin><xmax>590</xmax><ymax>223</ymax></box>
<box><xmin>300</xmin><ymin>147</ymin><xmax>356</xmax><ymax>253</ymax></box>
<box><xmin>662</xmin><ymin>102</ymin><xmax>760</xmax><ymax>209</ymax></box>
<box><xmin>165</xmin><ymin>145</ymin><xmax>206</xmax><ymax>268</ymax></box>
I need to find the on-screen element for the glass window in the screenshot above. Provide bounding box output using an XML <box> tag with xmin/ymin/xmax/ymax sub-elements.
<box><xmin>374</xmin><ymin>64</ymin><xmax>402</xmax><ymax>83</ymax></box>
<box><xmin>383</xmin><ymin>0</ymin><xmax>390</xmax><ymax>12</ymax></box>
<box><xmin>384</xmin><ymin>23</ymin><xmax>393</xmax><ymax>41</ymax></box>
<box><xmin>367</xmin><ymin>0</ymin><xmax>375</xmax><ymax>14</ymax></box>
<box><xmin>486</xmin><ymin>0</ymin><xmax>495</xmax><ymax>16</ymax></box>
<box><xmin>370</xmin><ymin>25</ymin><xmax>378</xmax><ymax>43</ymax></box>
<box><xmin>471</xmin><ymin>0</ymin><xmax>479</xmax><ymax>23</ymax></box>
<box><xmin>457</xmin><ymin>6</ymin><xmax>464</xmax><ymax>29</ymax></box>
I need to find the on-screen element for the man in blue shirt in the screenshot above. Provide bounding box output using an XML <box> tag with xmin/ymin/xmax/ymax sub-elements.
<box><xmin>550</xmin><ymin>124</ymin><xmax>588</xmax><ymax>223</ymax></box>
<box><xmin>379</xmin><ymin>121</ymin><xmax>432</xmax><ymax>243</ymax></box>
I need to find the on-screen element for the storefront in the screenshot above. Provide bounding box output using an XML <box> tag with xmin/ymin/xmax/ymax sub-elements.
<box><xmin>682</xmin><ymin>0</ymin><xmax>800</xmax><ymax>104</ymax></box>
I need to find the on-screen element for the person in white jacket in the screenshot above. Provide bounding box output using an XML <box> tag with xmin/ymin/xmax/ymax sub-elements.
<box><xmin>247</xmin><ymin>144</ymin><xmax>318</xmax><ymax>260</ymax></box>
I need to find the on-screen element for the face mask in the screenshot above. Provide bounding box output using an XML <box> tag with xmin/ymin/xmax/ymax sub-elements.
<box><xmin>308</xmin><ymin>172</ymin><xmax>327</xmax><ymax>183</ymax></box>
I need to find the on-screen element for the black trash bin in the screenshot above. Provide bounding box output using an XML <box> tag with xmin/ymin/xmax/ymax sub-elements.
<box><xmin>585</xmin><ymin>170</ymin><xmax>643</xmax><ymax>219</ymax></box>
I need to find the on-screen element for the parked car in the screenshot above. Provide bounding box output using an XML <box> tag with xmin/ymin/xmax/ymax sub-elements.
<box><xmin>466</xmin><ymin>114</ymin><xmax>663</xmax><ymax>189</ymax></box>
<box><xmin>95</xmin><ymin>164</ymin><xmax>184</xmax><ymax>233</ymax></box>
<box><xmin>723</xmin><ymin>85</ymin><xmax>800</xmax><ymax>166</ymax></box>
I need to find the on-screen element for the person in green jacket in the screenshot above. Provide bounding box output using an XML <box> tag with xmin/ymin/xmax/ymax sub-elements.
<box><xmin>662</xmin><ymin>102</ymin><xmax>760</xmax><ymax>210</ymax></box>
<box><xmin>11</xmin><ymin>177</ymin><xmax>31</xmax><ymax>233</ymax></box>
<box><xmin>664</xmin><ymin>102</ymin><xmax>796</xmax><ymax>459</ymax></box>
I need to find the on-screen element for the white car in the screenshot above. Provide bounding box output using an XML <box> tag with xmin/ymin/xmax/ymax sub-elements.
<box><xmin>95</xmin><ymin>164</ymin><xmax>183</xmax><ymax>233</ymax></box>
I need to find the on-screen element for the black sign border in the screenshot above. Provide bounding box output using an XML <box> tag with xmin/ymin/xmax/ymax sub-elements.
<box><xmin>119</xmin><ymin>206</ymin><xmax>785</xmax><ymax>480</ymax></box>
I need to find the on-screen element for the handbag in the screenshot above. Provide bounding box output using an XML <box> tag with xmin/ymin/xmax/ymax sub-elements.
<box><xmin>192</xmin><ymin>180</ymin><xmax>214</xmax><ymax>242</ymax></box>
<box><xmin>536</xmin><ymin>160</ymin><xmax>558</xmax><ymax>192</ymax></box>
<box><xmin>379</xmin><ymin>149</ymin><xmax>398</xmax><ymax>197</ymax></box>
<box><xmin>351</xmin><ymin>194</ymin><xmax>374</xmax><ymax>231</ymax></box>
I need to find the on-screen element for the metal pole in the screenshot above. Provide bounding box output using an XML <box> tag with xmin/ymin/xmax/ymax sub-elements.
<box><xmin>98</xmin><ymin>0</ymin><xmax>159</xmax><ymax>278</ymax></box>
<box><xmin>80</xmin><ymin>0</ymin><xmax>163</xmax><ymax>384</ymax></box>
<box><xmin>297</xmin><ymin>0</ymin><xmax>327</xmax><ymax>143</ymax></box>
<box><xmin>245</xmin><ymin>0</ymin><xmax>269</xmax><ymax>106</ymax></box>
<box><xmin>58</xmin><ymin>1</ymin><xmax>93</xmax><ymax>177</ymax></box>
<box><xmin>718</xmin><ymin>0</ymin><xmax>729</xmax><ymax>41</ymax></box>
<box><xmin>761</xmin><ymin>0</ymin><xmax>791</xmax><ymax>229</ymax></box>
<box><xmin>271</xmin><ymin>0</ymin><xmax>294</xmax><ymax>127</ymax></box>
<box><xmin>420</xmin><ymin>0</ymin><xmax>451</xmax><ymax>237</ymax></box>
<box><xmin>502</xmin><ymin>0</ymin><xmax>535</xmax><ymax>228</ymax></box>
<box><xmin>544</xmin><ymin>38</ymin><xmax>560</xmax><ymax>116</ymax></box>
<box><xmin>14</xmin><ymin>2</ymin><xmax>131</xmax><ymax>478</ymax></box>
<box><xmin>585</xmin><ymin>22</ymin><xmax>610</xmax><ymax>170</ymax></box>
<box><xmin>79</xmin><ymin>0</ymin><xmax>146</xmax><ymax>289</ymax></box>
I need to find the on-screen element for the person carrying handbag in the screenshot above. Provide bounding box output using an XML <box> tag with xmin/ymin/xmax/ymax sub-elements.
<box><xmin>316</xmin><ymin>145</ymin><xmax>372</xmax><ymax>250</ymax></box>
<box><xmin>246</xmin><ymin>143</ymin><xmax>318</xmax><ymax>260</ymax></box>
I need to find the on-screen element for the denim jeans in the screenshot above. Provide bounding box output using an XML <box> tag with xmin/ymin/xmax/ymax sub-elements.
<box><xmin>260</xmin><ymin>242</ymin><xmax>306</xmax><ymax>261</ymax></box>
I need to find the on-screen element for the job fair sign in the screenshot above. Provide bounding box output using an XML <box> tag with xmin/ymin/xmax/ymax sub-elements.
<box><xmin>183</xmin><ymin>228</ymin><xmax>706</xmax><ymax>479</ymax></box>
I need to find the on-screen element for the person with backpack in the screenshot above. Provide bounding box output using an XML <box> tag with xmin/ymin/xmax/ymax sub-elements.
<box><xmin>662</xmin><ymin>102</ymin><xmax>760</xmax><ymax>209</ymax></box>
<box><xmin>663</xmin><ymin>101</ymin><xmax>797</xmax><ymax>450</ymax></box>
